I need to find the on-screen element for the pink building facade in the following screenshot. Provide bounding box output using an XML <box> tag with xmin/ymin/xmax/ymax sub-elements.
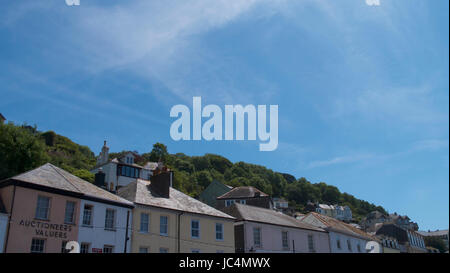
<box><xmin>0</xmin><ymin>185</ymin><xmax>80</xmax><ymax>253</ymax></box>
<box><xmin>0</xmin><ymin>163</ymin><xmax>134</xmax><ymax>253</ymax></box>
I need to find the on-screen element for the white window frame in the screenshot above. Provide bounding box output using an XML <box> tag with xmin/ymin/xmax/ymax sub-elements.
<box><xmin>140</xmin><ymin>213</ymin><xmax>149</xmax><ymax>233</ymax></box>
<box><xmin>282</xmin><ymin>231</ymin><xmax>289</xmax><ymax>249</ymax></box>
<box><xmin>80</xmin><ymin>242</ymin><xmax>90</xmax><ymax>253</ymax></box>
<box><xmin>64</xmin><ymin>201</ymin><xmax>76</xmax><ymax>224</ymax></box>
<box><xmin>215</xmin><ymin>223</ymin><xmax>224</xmax><ymax>241</ymax></box>
<box><xmin>105</xmin><ymin>208</ymin><xmax>116</xmax><ymax>231</ymax></box>
<box><xmin>82</xmin><ymin>204</ymin><xmax>94</xmax><ymax>227</ymax></box>
<box><xmin>191</xmin><ymin>219</ymin><xmax>200</xmax><ymax>239</ymax></box>
<box><xmin>160</xmin><ymin>215</ymin><xmax>168</xmax><ymax>236</ymax></box>
<box><xmin>103</xmin><ymin>245</ymin><xmax>114</xmax><ymax>253</ymax></box>
<box><xmin>31</xmin><ymin>238</ymin><xmax>46</xmax><ymax>253</ymax></box>
<box><xmin>35</xmin><ymin>196</ymin><xmax>51</xmax><ymax>220</ymax></box>
<box><xmin>159</xmin><ymin>248</ymin><xmax>169</xmax><ymax>253</ymax></box>
<box><xmin>253</xmin><ymin>227</ymin><xmax>262</xmax><ymax>248</ymax></box>
<box><xmin>225</xmin><ymin>200</ymin><xmax>235</xmax><ymax>207</ymax></box>
<box><xmin>139</xmin><ymin>247</ymin><xmax>149</xmax><ymax>253</ymax></box>
<box><xmin>307</xmin><ymin>234</ymin><xmax>315</xmax><ymax>252</ymax></box>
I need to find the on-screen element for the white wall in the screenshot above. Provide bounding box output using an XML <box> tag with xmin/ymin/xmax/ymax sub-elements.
<box><xmin>328</xmin><ymin>231</ymin><xmax>369</xmax><ymax>253</ymax></box>
<box><xmin>77</xmin><ymin>199</ymin><xmax>132</xmax><ymax>253</ymax></box>
<box><xmin>241</xmin><ymin>221</ymin><xmax>331</xmax><ymax>253</ymax></box>
<box><xmin>0</xmin><ymin>213</ymin><xmax>8</xmax><ymax>253</ymax></box>
<box><xmin>92</xmin><ymin>162</ymin><xmax>152</xmax><ymax>189</ymax></box>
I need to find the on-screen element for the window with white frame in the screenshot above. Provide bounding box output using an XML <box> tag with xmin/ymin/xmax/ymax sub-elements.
<box><xmin>31</xmin><ymin>238</ymin><xmax>45</xmax><ymax>253</ymax></box>
<box><xmin>282</xmin><ymin>231</ymin><xmax>289</xmax><ymax>249</ymax></box>
<box><xmin>216</xmin><ymin>223</ymin><xmax>223</xmax><ymax>241</ymax></box>
<box><xmin>225</xmin><ymin>200</ymin><xmax>235</xmax><ymax>207</ymax></box>
<box><xmin>103</xmin><ymin>245</ymin><xmax>114</xmax><ymax>253</ymax></box>
<box><xmin>105</xmin><ymin>209</ymin><xmax>116</xmax><ymax>230</ymax></box>
<box><xmin>336</xmin><ymin>238</ymin><xmax>341</xmax><ymax>249</ymax></box>
<box><xmin>160</xmin><ymin>215</ymin><xmax>168</xmax><ymax>236</ymax></box>
<box><xmin>82</xmin><ymin>204</ymin><xmax>93</xmax><ymax>226</ymax></box>
<box><xmin>159</xmin><ymin>248</ymin><xmax>169</xmax><ymax>253</ymax></box>
<box><xmin>64</xmin><ymin>201</ymin><xmax>76</xmax><ymax>224</ymax></box>
<box><xmin>357</xmin><ymin>243</ymin><xmax>361</xmax><ymax>252</ymax></box>
<box><xmin>347</xmin><ymin>240</ymin><xmax>352</xmax><ymax>251</ymax></box>
<box><xmin>139</xmin><ymin>247</ymin><xmax>148</xmax><ymax>253</ymax></box>
<box><xmin>308</xmin><ymin>234</ymin><xmax>315</xmax><ymax>252</ymax></box>
<box><xmin>239</xmin><ymin>200</ymin><xmax>246</xmax><ymax>204</ymax></box>
<box><xmin>140</xmin><ymin>213</ymin><xmax>149</xmax><ymax>233</ymax></box>
<box><xmin>80</xmin><ymin>243</ymin><xmax>90</xmax><ymax>253</ymax></box>
<box><xmin>253</xmin><ymin>227</ymin><xmax>261</xmax><ymax>247</ymax></box>
<box><xmin>191</xmin><ymin>220</ymin><xmax>200</xmax><ymax>238</ymax></box>
<box><xmin>35</xmin><ymin>196</ymin><xmax>50</xmax><ymax>220</ymax></box>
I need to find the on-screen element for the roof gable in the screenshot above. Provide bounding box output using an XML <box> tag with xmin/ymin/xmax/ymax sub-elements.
<box><xmin>217</xmin><ymin>186</ymin><xmax>268</xmax><ymax>199</ymax></box>
<box><xmin>223</xmin><ymin>203</ymin><xmax>326</xmax><ymax>232</ymax></box>
<box><xmin>4</xmin><ymin>163</ymin><xmax>133</xmax><ymax>207</ymax></box>
<box><xmin>117</xmin><ymin>179</ymin><xmax>234</xmax><ymax>220</ymax></box>
<box><xmin>303</xmin><ymin>212</ymin><xmax>374</xmax><ymax>241</ymax></box>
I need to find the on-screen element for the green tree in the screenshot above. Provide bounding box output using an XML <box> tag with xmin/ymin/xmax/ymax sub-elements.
<box><xmin>0</xmin><ymin>123</ymin><xmax>49</xmax><ymax>180</ymax></box>
<box><xmin>194</xmin><ymin>170</ymin><xmax>213</xmax><ymax>188</ymax></box>
<box><xmin>148</xmin><ymin>142</ymin><xmax>169</xmax><ymax>162</ymax></box>
<box><xmin>424</xmin><ymin>237</ymin><xmax>448</xmax><ymax>253</ymax></box>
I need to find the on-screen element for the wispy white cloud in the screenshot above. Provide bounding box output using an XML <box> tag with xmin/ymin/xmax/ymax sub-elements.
<box><xmin>66</xmin><ymin>0</ymin><xmax>279</xmax><ymax>104</ymax></box>
<box><xmin>365</xmin><ymin>0</ymin><xmax>381</xmax><ymax>6</ymax></box>
<box><xmin>330</xmin><ymin>85</ymin><xmax>448</xmax><ymax>125</ymax></box>
<box><xmin>307</xmin><ymin>153</ymin><xmax>374</xmax><ymax>169</ymax></box>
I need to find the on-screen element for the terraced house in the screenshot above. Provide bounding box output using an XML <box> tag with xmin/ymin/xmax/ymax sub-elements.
<box><xmin>301</xmin><ymin>212</ymin><xmax>375</xmax><ymax>253</ymax></box>
<box><xmin>117</xmin><ymin>168</ymin><xmax>235</xmax><ymax>253</ymax></box>
<box><xmin>0</xmin><ymin>163</ymin><xmax>133</xmax><ymax>253</ymax></box>
<box><xmin>222</xmin><ymin>203</ymin><xmax>330</xmax><ymax>253</ymax></box>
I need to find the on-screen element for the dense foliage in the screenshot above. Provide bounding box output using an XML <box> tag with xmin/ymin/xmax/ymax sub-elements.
<box><xmin>138</xmin><ymin>143</ymin><xmax>387</xmax><ymax>221</ymax></box>
<box><xmin>0</xmin><ymin>123</ymin><xmax>96</xmax><ymax>182</ymax></box>
<box><xmin>0</xmin><ymin>122</ymin><xmax>387</xmax><ymax>220</ymax></box>
<box><xmin>424</xmin><ymin>236</ymin><xmax>448</xmax><ymax>253</ymax></box>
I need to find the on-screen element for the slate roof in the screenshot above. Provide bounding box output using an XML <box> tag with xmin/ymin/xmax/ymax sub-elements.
<box><xmin>302</xmin><ymin>212</ymin><xmax>375</xmax><ymax>241</ymax></box>
<box><xmin>418</xmin><ymin>230</ymin><xmax>449</xmax><ymax>237</ymax></box>
<box><xmin>117</xmin><ymin>179</ymin><xmax>234</xmax><ymax>220</ymax></box>
<box><xmin>222</xmin><ymin>203</ymin><xmax>326</xmax><ymax>232</ymax></box>
<box><xmin>217</xmin><ymin>186</ymin><xmax>268</xmax><ymax>199</ymax></box>
<box><xmin>1</xmin><ymin>163</ymin><xmax>133</xmax><ymax>208</ymax></box>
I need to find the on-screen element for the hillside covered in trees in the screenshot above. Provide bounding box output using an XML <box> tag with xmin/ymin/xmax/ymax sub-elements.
<box><xmin>0</xmin><ymin>122</ymin><xmax>387</xmax><ymax>221</ymax></box>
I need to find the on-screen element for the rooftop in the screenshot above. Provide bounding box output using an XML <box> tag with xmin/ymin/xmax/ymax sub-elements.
<box><xmin>222</xmin><ymin>203</ymin><xmax>326</xmax><ymax>232</ymax></box>
<box><xmin>418</xmin><ymin>229</ymin><xmax>449</xmax><ymax>237</ymax></box>
<box><xmin>217</xmin><ymin>186</ymin><xmax>269</xmax><ymax>199</ymax></box>
<box><xmin>1</xmin><ymin>163</ymin><xmax>134</xmax><ymax>208</ymax></box>
<box><xmin>117</xmin><ymin>179</ymin><xmax>234</xmax><ymax>220</ymax></box>
<box><xmin>303</xmin><ymin>212</ymin><xmax>375</xmax><ymax>241</ymax></box>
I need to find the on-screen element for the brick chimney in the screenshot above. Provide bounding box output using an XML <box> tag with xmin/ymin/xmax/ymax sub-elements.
<box><xmin>150</xmin><ymin>170</ymin><xmax>172</xmax><ymax>198</ymax></box>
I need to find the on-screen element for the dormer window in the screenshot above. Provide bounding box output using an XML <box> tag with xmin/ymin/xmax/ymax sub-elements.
<box><xmin>126</xmin><ymin>156</ymin><xmax>134</xmax><ymax>164</ymax></box>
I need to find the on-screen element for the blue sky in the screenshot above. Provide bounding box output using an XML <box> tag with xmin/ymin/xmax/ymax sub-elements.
<box><xmin>0</xmin><ymin>0</ymin><xmax>448</xmax><ymax>230</ymax></box>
